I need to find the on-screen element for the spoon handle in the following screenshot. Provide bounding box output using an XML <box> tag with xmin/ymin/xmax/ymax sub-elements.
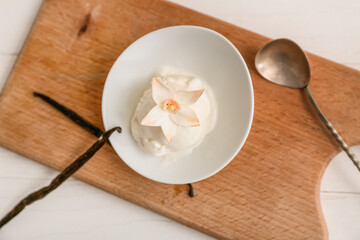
<box><xmin>304</xmin><ymin>86</ymin><xmax>360</xmax><ymax>171</ymax></box>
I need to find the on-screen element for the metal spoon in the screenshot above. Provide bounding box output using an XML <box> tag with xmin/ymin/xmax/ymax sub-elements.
<box><xmin>255</xmin><ymin>38</ymin><xmax>360</xmax><ymax>171</ymax></box>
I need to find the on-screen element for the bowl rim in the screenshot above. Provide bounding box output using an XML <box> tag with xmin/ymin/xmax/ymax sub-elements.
<box><xmin>102</xmin><ymin>25</ymin><xmax>254</xmax><ymax>184</ymax></box>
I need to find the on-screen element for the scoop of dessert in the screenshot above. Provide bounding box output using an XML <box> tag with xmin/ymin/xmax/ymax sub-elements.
<box><xmin>131</xmin><ymin>69</ymin><xmax>217</xmax><ymax>157</ymax></box>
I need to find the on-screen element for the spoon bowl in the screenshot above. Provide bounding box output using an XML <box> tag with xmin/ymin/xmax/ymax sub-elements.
<box><xmin>255</xmin><ymin>38</ymin><xmax>310</xmax><ymax>89</ymax></box>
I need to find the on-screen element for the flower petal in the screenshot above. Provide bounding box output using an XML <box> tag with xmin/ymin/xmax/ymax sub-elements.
<box><xmin>169</xmin><ymin>106</ymin><xmax>200</xmax><ymax>127</ymax></box>
<box><xmin>141</xmin><ymin>105</ymin><xmax>168</xmax><ymax>126</ymax></box>
<box><xmin>152</xmin><ymin>77</ymin><xmax>173</xmax><ymax>105</ymax></box>
<box><xmin>161</xmin><ymin>119</ymin><xmax>177</xmax><ymax>143</ymax></box>
<box><xmin>175</xmin><ymin>89</ymin><xmax>204</xmax><ymax>105</ymax></box>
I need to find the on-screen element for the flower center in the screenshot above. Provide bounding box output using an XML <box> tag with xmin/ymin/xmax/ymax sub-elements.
<box><xmin>163</xmin><ymin>99</ymin><xmax>181</xmax><ymax>114</ymax></box>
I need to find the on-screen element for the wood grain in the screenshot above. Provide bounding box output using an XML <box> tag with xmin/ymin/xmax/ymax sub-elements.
<box><xmin>0</xmin><ymin>0</ymin><xmax>359</xmax><ymax>239</ymax></box>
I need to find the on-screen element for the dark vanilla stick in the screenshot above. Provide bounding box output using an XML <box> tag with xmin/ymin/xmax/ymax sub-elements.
<box><xmin>33</xmin><ymin>92</ymin><xmax>104</xmax><ymax>137</ymax></box>
<box><xmin>0</xmin><ymin>127</ymin><xmax>121</xmax><ymax>229</ymax></box>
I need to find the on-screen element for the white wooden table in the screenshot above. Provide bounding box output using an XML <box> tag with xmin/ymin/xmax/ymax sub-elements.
<box><xmin>0</xmin><ymin>1</ymin><xmax>360</xmax><ymax>239</ymax></box>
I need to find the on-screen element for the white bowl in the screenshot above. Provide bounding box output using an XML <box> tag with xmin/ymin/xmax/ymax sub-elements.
<box><xmin>102</xmin><ymin>26</ymin><xmax>254</xmax><ymax>184</ymax></box>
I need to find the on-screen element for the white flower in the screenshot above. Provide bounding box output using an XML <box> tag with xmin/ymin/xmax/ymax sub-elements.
<box><xmin>141</xmin><ymin>78</ymin><xmax>204</xmax><ymax>143</ymax></box>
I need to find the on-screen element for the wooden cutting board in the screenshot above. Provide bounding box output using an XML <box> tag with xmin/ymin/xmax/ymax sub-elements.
<box><xmin>0</xmin><ymin>0</ymin><xmax>359</xmax><ymax>239</ymax></box>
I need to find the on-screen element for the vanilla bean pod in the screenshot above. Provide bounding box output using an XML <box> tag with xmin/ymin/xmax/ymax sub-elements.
<box><xmin>0</xmin><ymin>126</ymin><xmax>121</xmax><ymax>229</ymax></box>
<box><xmin>33</xmin><ymin>92</ymin><xmax>104</xmax><ymax>137</ymax></box>
<box><xmin>188</xmin><ymin>184</ymin><xmax>194</xmax><ymax>197</ymax></box>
